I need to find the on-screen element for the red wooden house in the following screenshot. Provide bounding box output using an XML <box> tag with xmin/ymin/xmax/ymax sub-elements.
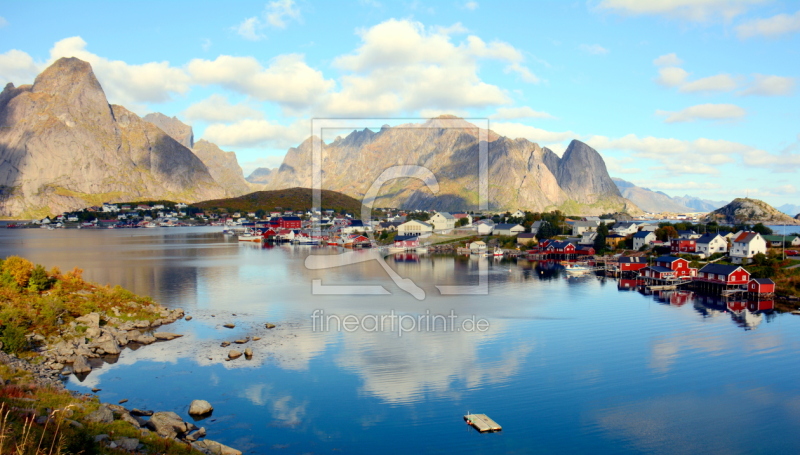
<box><xmin>278</xmin><ymin>216</ymin><xmax>302</xmax><ymax>229</ymax></box>
<box><xmin>748</xmin><ymin>278</ymin><xmax>775</xmax><ymax>294</ymax></box>
<box><xmin>639</xmin><ymin>266</ymin><xmax>676</xmax><ymax>280</ymax></box>
<box><xmin>618</xmin><ymin>256</ymin><xmax>648</xmax><ymax>272</ymax></box>
<box><xmin>697</xmin><ymin>264</ymin><xmax>750</xmax><ymax>285</ymax></box>
<box><xmin>670</xmin><ymin>239</ymin><xmax>696</xmax><ymax>254</ymax></box>
<box><xmin>655</xmin><ymin>256</ymin><xmax>697</xmax><ymax>278</ymax></box>
<box><xmin>576</xmin><ymin>247</ymin><xmax>596</xmax><ymax>256</ymax></box>
<box><xmin>547</xmin><ymin>241</ymin><xmax>576</xmax><ymax>254</ymax></box>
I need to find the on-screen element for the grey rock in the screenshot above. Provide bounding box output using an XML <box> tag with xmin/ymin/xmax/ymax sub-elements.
<box><xmin>188</xmin><ymin>399</ymin><xmax>213</xmax><ymax>416</ymax></box>
<box><xmin>84</xmin><ymin>405</ymin><xmax>113</xmax><ymax>424</ymax></box>
<box><xmin>121</xmin><ymin>412</ymin><xmax>143</xmax><ymax>428</ymax></box>
<box><xmin>131</xmin><ymin>408</ymin><xmax>154</xmax><ymax>416</ymax></box>
<box><xmin>244</xmin><ymin>348</ymin><xmax>253</xmax><ymax>358</ymax></box>
<box><xmin>192</xmin><ymin>439</ymin><xmax>242</xmax><ymax>455</ymax></box>
<box><xmin>185</xmin><ymin>426</ymin><xmax>206</xmax><ymax>442</ymax></box>
<box><xmin>71</xmin><ymin>356</ymin><xmax>91</xmax><ymax>374</ymax></box>
<box><xmin>147</xmin><ymin>411</ymin><xmax>191</xmax><ymax>438</ymax></box>
<box><xmin>75</xmin><ymin>313</ymin><xmax>100</xmax><ymax>327</ymax></box>
<box><xmin>228</xmin><ymin>350</ymin><xmax>242</xmax><ymax>360</ymax></box>
<box><xmin>113</xmin><ymin>437</ymin><xmax>139</xmax><ymax>451</ymax></box>
<box><xmin>223</xmin><ymin>323</ymin><xmax>235</xmax><ymax>329</ymax></box>
<box><xmin>94</xmin><ymin>434</ymin><xmax>109</xmax><ymax>442</ymax></box>
<box><xmin>154</xmin><ymin>332</ymin><xmax>183</xmax><ymax>341</ymax></box>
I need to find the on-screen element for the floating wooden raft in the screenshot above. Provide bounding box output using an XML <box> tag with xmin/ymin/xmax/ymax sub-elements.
<box><xmin>464</xmin><ymin>413</ymin><xmax>502</xmax><ymax>433</ymax></box>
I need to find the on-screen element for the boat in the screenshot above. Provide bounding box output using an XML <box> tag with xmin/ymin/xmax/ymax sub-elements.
<box><xmin>563</xmin><ymin>263</ymin><xmax>590</xmax><ymax>275</ymax></box>
<box><xmin>493</xmin><ymin>248</ymin><xmax>504</xmax><ymax>257</ymax></box>
<box><xmin>237</xmin><ymin>231</ymin><xmax>264</xmax><ymax>242</ymax></box>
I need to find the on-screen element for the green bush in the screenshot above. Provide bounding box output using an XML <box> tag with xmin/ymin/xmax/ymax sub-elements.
<box><xmin>0</xmin><ymin>322</ymin><xmax>28</xmax><ymax>354</ymax></box>
<box><xmin>27</xmin><ymin>264</ymin><xmax>52</xmax><ymax>292</ymax></box>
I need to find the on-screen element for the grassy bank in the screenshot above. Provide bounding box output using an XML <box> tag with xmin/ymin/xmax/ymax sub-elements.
<box><xmin>0</xmin><ymin>256</ymin><xmax>224</xmax><ymax>455</ymax></box>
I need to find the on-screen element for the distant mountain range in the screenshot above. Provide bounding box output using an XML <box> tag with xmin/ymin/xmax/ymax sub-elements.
<box><xmin>266</xmin><ymin>117</ymin><xmax>641</xmax><ymax>214</ymax></box>
<box><xmin>777</xmin><ymin>203</ymin><xmax>800</xmax><ymax>217</ymax></box>
<box><xmin>246</xmin><ymin>167</ymin><xmax>275</xmax><ymax>185</ymax></box>
<box><xmin>612</xmin><ymin>178</ymin><xmax>727</xmax><ymax>213</ymax></box>
<box><xmin>0</xmin><ymin>57</ymin><xmax>252</xmax><ymax>218</ymax></box>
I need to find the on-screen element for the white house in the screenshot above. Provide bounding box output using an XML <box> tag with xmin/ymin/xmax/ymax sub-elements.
<box><xmin>572</xmin><ymin>220</ymin><xmax>599</xmax><ymax>236</ymax></box>
<box><xmin>612</xmin><ymin>222</ymin><xmax>638</xmax><ymax>236</ymax></box>
<box><xmin>397</xmin><ymin>220</ymin><xmax>433</xmax><ymax>236</ymax></box>
<box><xmin>730</xmin><ymin>231</ymin><xmax>767</xmax><ymax>264</ymax></box>
<box><xmin>632</xmin><ymin>231</ymin><xmax>656</xmax><ymax>250</ymax></box>
<box><xmin>67</xmin><ymin>215</ymin><xmax>79</xmax><ymax>222</ymax></box>
<box><xmin>494</xmin><ymin>223</ymin><xmax>525</xmax><ymax>236</ymax></box>
<box><xmin>469</xmin><ymin>240</ymin><xmax>487</xmax><ymax>252</ymax></box>
<box><xmin>511</xmin><ymin>209</ymin><xmax>525</xmax><ymax>219</ymax></box>
<box><xmin>429</xmin><ymin>212</ymin><xmax>456</xmax><ymax>232</ymax></box>
<box><xmin>101</xmin><ymin>203</ymin><xmax>120</xmax><ymax>213</ymax></box>
<box><xmin>695</xmin><ymin>233</ymin><xmax>728</xmax><ymax>256</ymax></box>
<box><xmin>579</xmin><ymin>231</ymin><xmax>598</xmax><ymax>246</ymax></box>
<box><xmin>474</xmin><ymin>219</ymin><xmax>495</xmax><ymax>235</ymax></box>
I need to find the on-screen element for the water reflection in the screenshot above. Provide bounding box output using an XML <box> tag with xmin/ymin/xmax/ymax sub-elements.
<box><xmin>1</xmin><ymin>228</ymin><xmax>800</xmax><ymax>453</ymax></box>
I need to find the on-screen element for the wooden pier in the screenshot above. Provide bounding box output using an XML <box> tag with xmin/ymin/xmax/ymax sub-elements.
<box><xmin>464</xmin><ymin>414</ymin><xmax>502</xmax><ymax>433</ymax></box>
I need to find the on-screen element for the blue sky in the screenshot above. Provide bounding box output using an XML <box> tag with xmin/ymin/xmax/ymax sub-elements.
<box><xmin>1</xmin><ymin>0</ymin><xmax>799</xmax><ymax>207</ymax></box>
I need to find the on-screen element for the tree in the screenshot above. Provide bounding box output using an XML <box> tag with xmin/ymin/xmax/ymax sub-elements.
<box><xmin>456</xmin><ymin>217</ymin><xmax>469</xmax><ymax>227</ymax></box>
<box><xmin>655</xmin><ymin>226</ymin><xmax>678</xmax><ymax>242</ymax></box>
<box><xmin>594</xmin><ymin>223</ymin><xmax>609</xmax><ymax>252</ymax></box>
<box><xmin>752</xmin><ymin>223</ymin><xmax>773</xmax><ymax>236</ymax></box>
<box><xmin>536</xmin><ymin>221</ymin><xmax>558</xmax><ymax>240</ymax></box>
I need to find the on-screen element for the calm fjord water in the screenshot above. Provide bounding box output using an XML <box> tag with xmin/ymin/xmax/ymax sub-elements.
<box><xmin>2</xmin><ymin>227</ymin><xmax>800</xmax><ymax>454</ymax></box>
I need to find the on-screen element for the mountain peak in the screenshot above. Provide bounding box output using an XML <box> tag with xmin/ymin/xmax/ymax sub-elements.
<box><xmin>143</xmin><ymin>112</ymin><xmax>194</xmax><ymax>148</ymax></box>
<box><xmin>32</xmin><ymin>57</ymin><xmax>103</xmax><ymax>96</ymax></box>
<box><xmin>705</xmin><ymin>197</ymin><xmax>800</xmax><ymax>225</ymax></box>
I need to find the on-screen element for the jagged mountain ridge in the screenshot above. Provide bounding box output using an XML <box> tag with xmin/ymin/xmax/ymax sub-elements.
<box><xmin>704</xmin><ymin>198</ymin><xmax>800</xmax><ymax>225</ymax></box>
<box><xmin>0</xmin><ymin>57</ymin><xmax>226</xmax><ymax>218</ymax></box>
<box><xmin>777</xmin><ymin>203</ymin><xmax>800</xmax><ymax>217</ymax></box>
<box><xmin>142</xmin><ymin>113</ymin><xmax>194</xmax><ymax>149</ymax></box>
<box><xmin>141</xmin><ymin>115</ymin><xmax>253</xmax><ymax>198</ymax></box>
<box><xmin>266</xmin><ymin>117</ymin><xmax>640</xmax><ymax>214</ymax></box>
<box><xmin>671</xmin><ymin>194</ymin><xmax>727</xmax><ymax>212</ymax></box>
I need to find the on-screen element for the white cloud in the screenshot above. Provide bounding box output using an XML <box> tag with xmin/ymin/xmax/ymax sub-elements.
<box><xmin>678</xmin><ymin>74</ymin><xmax>738</xmax><ymax>93</ymax></box>
<box><xmin>203</xmin><ymin>118</ymin><xmax>310</xmax><ymax>150</ymax></box>
<box><xmin>182</xmin><ymin>94</ymin><xmax>263</xmax><ymax>123</ymax></box>
<box><xmin>505</xmin><ymin>62</ymin><xmax>541</xmax><ymax>83</ymax></box>
<box><xmin>187</xmin><ymin>54</ymin><xmax>334</xmax><ymax>111</ymax></box>
<box><xmin>656</xmin><ymin>103</ymin><xmax>746</xmax><ymax>123</ymax></box>
<box><xmin>656</xmin><ymin>66</ymin><xmax>689</xmax><ymax>87</ymax></box>
<box><xmin>580</xmin><ymin>43</ymin><xmax>609</xmax><ymax>55</ymax></box>
<box><xmin>322</xmin><ymin>19</ymin><xmax>528</xmax><ymax>116</ymax></box>
<box><xmin>736</xmin><ymin>10</ymin><xmax>800</xmax><ymax>38</ymax></box>
<box><xmin>490</xmin><ymin>106</ymin><xmax>554</xmax><ymax>120</ymax></box>
<box><xmin>0</xmin><ymin>49</ymin><xmax>40</xmax><ymax>85</ymax></box>
<box><xmin>605</xmin><ymin>156</ymin><xmax>642</xmax><ymax>175</ymax></box>
<box><xmin>653</xmin><ymin>53</ymin><xmax>682</xmax><ymax>66</ymax></box>
<box><xmin>235</xmin><ymin>17</ymin><xmax>265</xmax><ymax>41</ymax></box>
<box><xmin>739</xmin><ymin>74</ymin><xmax>795</xmax><ymax>96</ymax></box>
<box><xmin>774</xmin><ymin>184</ymin><xmax>797</xmax><ymax>194</ymax></box>
<box><xmin>465</xmin><ymin>1</ymin><xmax>479</xmax><ymax>10</ymax></box>
<box><xmin>490</xmin><ymin>122</ymin><xmax>575</xmax><ymax>143</ymax></box>
<box><xmin>49</xmin><ymin>36</ymin><xmax>190</xmax><ymax>108</ymax></box>
<box><xmin>232</xmin><ymin>0</ymin><xmax>301</xmax><ymax>41</ymax></box>
<box><xmin>266</xmin><ymin>0</ymin><xmax>301</xmax><ymax>28</ymax></box>
<box><xmin>597</xmin><ymin>0</ymin><xmax>765</xmax><ymax>22</ymax></box>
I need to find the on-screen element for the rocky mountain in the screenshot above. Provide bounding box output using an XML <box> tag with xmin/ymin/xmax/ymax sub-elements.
<box><xmin>704</xmin><ymin>198</ymin><xmax>800</xmax><ymax>225</ymax></box>
<box><xmin>266</xmin><ymin>116</ymin><xmax>640</xmax><ymax>214</ymax></box>
<box><xmin>246</xmin><ymin>167</ymin><xmax>275</xmax><ymax>185</ymax></box>
<box><xmin>670</xmin><ymin>195</ymin><xmax>726</xmax><ymax>212</ymax></box>
<box><xmin>612</xmin><ymin>178</ymin><xmax>692</xmax><ymax>213</ymax></box>
<box><xmin>0</xmin><ymin>57</ymin><xmax>226</xmax><ymax>218</ymax></box>
<box><xmin>778</xmin><ymin>203</ymin><xmax>800</xmax><ymax>217</ymax></box>
<box><xmin>142</xmin><ymin>113</ymin><xmax>194</xmax><ymax>149</ymax></box>
<box><xmin>142</xmin><ymin>114</ymin><xmax>252</xmax><ymax>198</ymax></box>
<box><xmin>191</xmin><ymin>140</ymin><xmax>254</xmax><ymax>197</ymax></box>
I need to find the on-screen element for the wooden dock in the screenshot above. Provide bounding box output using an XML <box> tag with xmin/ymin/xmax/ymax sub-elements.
<box><xmin>464</xmin><ymin>414</ymin><xmax>502</xmax><ymax>433</ymax></box>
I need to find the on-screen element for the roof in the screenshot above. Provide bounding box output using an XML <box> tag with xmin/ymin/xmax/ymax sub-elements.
<box><xmin>402</xmin><ymin>220</ymin><xmax>432</xmax><ymax>228</ymax></box>
<box><xmin>644</xmin><ymin>266</ymin><xmax>674</xmax><ymax>273</ymax></box>
<box><xmin>394</xmin><ymin>235</ymin><xmax>419</xmax><ymax>241</ymax></box>
<box><xmin>655</xmin><ymin>256</ymin><xmax>685</xmax><ymax>263</ymax></box>
<box><xmin>606</xmin><ymin>234</ymin><xmax>626</xmax><ymax>238</ymax></box>
<box><xmin>434</xmin><ymin>212</ymin><xmax>455</xmax><ymax>219</ymax></box>
<box><xmin>349</xmin><ymin>220</ymin><xmax>365</xmax><ymax>227</ymax></box>
<box><xmin>763</xmin><ymin>235</ymin><xmax>799</xmax><ymax>242</ymax></box>
<box><xmin>613</xmin><ymin>222</ymin><xmax>635</xmax><ymax>229</ymax></box>
<box><xmin>734</xmin><ymin>231</ymin><xmax>760</xmax><ymax>243</ymax></box>
<box><xmin>517</xmin><ymin>233</ymin><xmax>536</xmax><ymax>239</ymax></box>
<box><xmin>619</xmin><ymin>256</ymin><xmax>647</xmax><ymax>263</ymax></box>
<box><xmin>699</xmin><ymin>263</ymin><xmax>744</xmax><ymax>276</ymax></box>
<box><xmin>750</xmin><ymin>278</ymin><xmax>775</xmax><ymax>284</ymax></box>
<box><xmin>280</xmin><ymin>216</ymin><xmax>302</xmax><ymax>221</ymax></box>
<box><xmin>696</xmin><ymin>233</ymin><xmax>723</xmax><ymax>244</ymax></box>
<box><xmin>573</xmin><ymin>221</ymin><xmax>599</xmax><ymax>228</ymax></box>
<box><xmin>495</xmin><ymin>223</ymin><xmax>523</xmax><ymax>230</ymax></box>
<box><xmin>549</xmin><ymin>240</ymin><xmax>573</xmax><ymax>249</ymax></box>
<box><xmin>633</xmin><ymin>231</ymin><xmax>654</xmax><ymax>238</ymax></box>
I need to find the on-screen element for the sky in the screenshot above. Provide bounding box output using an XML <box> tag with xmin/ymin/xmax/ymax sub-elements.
<box><xmin>1</xmin><ymin>0</ymin><xmax>799</xmax><ymax>207</ymax></box>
